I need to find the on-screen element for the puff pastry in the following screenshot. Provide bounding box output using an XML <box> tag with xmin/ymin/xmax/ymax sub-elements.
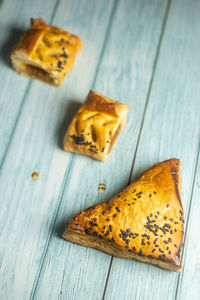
<box><xmin>11</xmin><ymin>18</ymin><xmax>82</xmax><ymax>86</ymax></box>
<box><xmin>63</xmin><ymin>159</ymin><xmax>184</xmax><ymax>272</ymax></box>
<box><xmin>63</xmin><ymin>90</ymin><xmax>130</xmax><ymax>161</ymax></box>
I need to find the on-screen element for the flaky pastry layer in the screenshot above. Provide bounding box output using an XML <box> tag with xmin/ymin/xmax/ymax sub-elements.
<box><xmin>63</xmin><ymin>90</ymin><xmax>130</xmax><ymax>161</ymax></box>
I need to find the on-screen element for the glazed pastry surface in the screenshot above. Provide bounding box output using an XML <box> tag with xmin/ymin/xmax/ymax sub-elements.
<box><xmin>11</xmin><ymin>18</ymin><xmax>82</xmax><ymax>86</ymax></box>
<box><xmin>63</xmin><ymin>159</ymin><xmax>184</xmax><ymax>271</ymax></box>
<box><xmin>63</xmin><ymin>90</ymin><xmax>130</xmax><ymax>161</ymax></box>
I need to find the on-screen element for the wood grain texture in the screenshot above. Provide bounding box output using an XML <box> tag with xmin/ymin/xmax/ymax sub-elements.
<box><xmin>0</xmin><ymin>0</ymin><xmax>115</xmax><ymax>299</ymax></box>
<box><xmin>32</xmin><ymin>1</ymin><xmax>168</xmax><ymax>299</ymax></box>
<box><xmin>104</xmin><ymin>0</ymin><xmax>200</xmax><ymax>299</ymax></box>
<box><xmin>0</xmin><ymin>0</ymin><xmax>199</xmax><ymax>299</ymax></box>
<box><xmin>0</xmin><ymin>0</ymin><xmax>58</xmax><ymax>166</ymax></box>
<box><xmin>176</xmin><ymin>150</ymin><xmax>200</xmax><ymax>300</ymax></box>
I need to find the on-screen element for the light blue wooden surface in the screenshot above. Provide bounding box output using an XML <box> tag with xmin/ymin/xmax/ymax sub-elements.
<box><xmin>0</xmin><ymin>0</ymin><xmax>199</xmax><ymax>299</ymax></box>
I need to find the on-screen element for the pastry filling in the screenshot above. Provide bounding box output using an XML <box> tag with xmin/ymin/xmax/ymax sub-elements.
<box><xmin>25</xmin><ymin>64</ymin><xmax>56</xmax><ymax>85</ymax></box>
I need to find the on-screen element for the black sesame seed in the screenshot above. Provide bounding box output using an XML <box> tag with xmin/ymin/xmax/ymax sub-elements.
<box><xmin>149</xmin><ymin>194</ymin><xmax>152</xmax><ymax>197</ymax></box>
<box><xmin>152</xmin><ymin>249</ymin><xmax>156</xmax><ymax>253</ymax></box>
<box><xmin>138</xmin><ymin>249</ymin><xmax>143</xmax><ymax>256</ymax></box>
<box><xmin>106</xmin><ymin>219</ymin><xmax>110</xmax><ymax>221</ymax></box>
<box><xmin>104</xmin><ymin>230</ymin><xmax>110</xmax><ymax>236</ymax></box>
<box><xmin>57</xmin><ymin>60</ymin><xmax>63</xmax><ymax>69</ymax></box>
<box><xmin>109</xmin><ymin>225</ymin><xmax>113</xmax><ymax>232</ymax></box>
<box><xmin>103</xmin><ymin>226</ymin><xmax>106</xmax><ymax>229</ymax></box>
<box><xmin>168</xmin><ymin>250</ymin><xmax>171</xmax><ymax>255</ymax></box>
<box><xmin>166</xmin><ymin>204</ymin><xmax>170</xmax><ymax>207</ymax></box>
<box><xmin>174</xmin><ymin>244</ymin><xmax>177</xmax><ymax>248</ymax></box>
<box><xmin>136</xmin><ymin>192</ymin><xmax>142</xmax><ymax>196</ymax></box>
<box><xmin>113</xmin><ymin>214</ymin><xmax>117</xmax><ymax>218</ymax></box>
<box><xmin>94</xmin><ymin>218</ymin><xmax>97</xmax><ymax>222</ymax></box>
<box><xmin>133</xmin><ymin>246</ymin><xmax>136</xmax><ymax>251</ymax></box>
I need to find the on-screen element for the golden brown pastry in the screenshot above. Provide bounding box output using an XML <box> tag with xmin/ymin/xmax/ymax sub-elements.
<box><xmin>63</xmin><ymin>90</ymin><xmax>130</xmax><ymax>161</ymax></box>
<box><xmin>63</xmin><ymin>159</ymin><xmax>184</xmax><ymax>272</ymax></box>
<box><xmin>11</xmin><ymin>18</ymin><xmax>82</xmax><ymax>86</ymax></box>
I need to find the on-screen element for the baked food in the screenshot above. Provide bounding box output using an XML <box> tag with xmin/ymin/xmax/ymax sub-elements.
<box><xmin>63</xmin><ymin>158</ymin><xmax>184</xmax><ymax>272</ymax></box>
<box><xmin>11</xmin><ymin>18</ymin><xmax>82</xmax><ymax>86</ymax></box>
<box><xmin>63</xmin><ymin>90</ymin><xmax>130</xmax><ymax>161</ymax></box>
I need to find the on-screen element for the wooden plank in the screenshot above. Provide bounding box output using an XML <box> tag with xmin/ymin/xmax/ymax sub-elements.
<box><xmin>0</xmin><ymin>1</ymin><xmax>115</xmax><ymax>300</ymax></box>
<box><xmin>0</xmin><ymin>0</ymin><xmax>57</xmax><ymax>165</ymax></box>
<box><xmin>103</xmin><ymin>0</ymin><xmax>200</xmax><ymax>299</ymax></box>
<box><xmin>32</xmin><ymin>1</ymin><xmax>168</xmax><ymax>299</ymax></box>
<box><xmin>176</xmin><ymin>150</ymin><xmax>200</xmax><ymax>300</ymax></box>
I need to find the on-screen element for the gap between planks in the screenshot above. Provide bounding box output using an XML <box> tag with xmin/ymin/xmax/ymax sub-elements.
<box><xmin>174</xmin><ymin>139</ymin><xmax>200</xmax><ymax>300</ymax></box>
<box><xmin>29</xmin><ymin>0</ymin><xmax>119</xmax><ymax>299</ymax></box>
<box><xmin>101</xmin><ymin>0</ymin><xmax>172</xmax><ymax>298</ymax></box>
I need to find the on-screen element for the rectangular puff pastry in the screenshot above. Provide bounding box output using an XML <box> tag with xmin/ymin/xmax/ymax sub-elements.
<box><xmin>63</xmin><ymin>90</ymin><xmax>130</xmax><ymax>161</ymax></box>
<box><xmin>11</xmin><ymin>18</ymin><xmax>82</xmax><ymax>86</ymax></box>
<box><xmin>63</xmin><ymin>159</ymin><xmax>184</xmax><ymax>272</ymax></box>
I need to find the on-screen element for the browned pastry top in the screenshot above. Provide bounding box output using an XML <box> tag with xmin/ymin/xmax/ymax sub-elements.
<box><xmin>63</xmin><ymin>159</ymin><xmax>184</xmax><ymax>271</ymax></box>
<box><xmin>11</xmin><ymin>18</ymin><xmax>82</xmax><ymax>86</ymax></box>
<box><xmin>63</xmin><ymin>90</ymin><xmax>130</xmax><ymax>161</ymax></box>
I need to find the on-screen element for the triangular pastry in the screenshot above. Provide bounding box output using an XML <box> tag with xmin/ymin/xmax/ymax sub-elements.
<box><xmin>11</xmin><ymin>18</ymin><xmax>82</xmax><ymax>86</ymax></box>
<box><xmin>63</xmin><ymin>90</ymin><xmax>130</xmax><ymax>161</ymax></box>
<box><xmin>63</xmin><ymin>159</ymin><xmax>184</xmax><ymax>271</ymax></box>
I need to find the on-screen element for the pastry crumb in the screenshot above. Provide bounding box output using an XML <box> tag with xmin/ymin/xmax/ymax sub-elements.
<box><xmin>31</xmin><ymin>171</ymin><xmax>40</xmax><ymax>180</ymax></box>
<box><xmin>98</xmin><ymin>183</ymin><xmax>106</xmax><ymax>192</ymax></box>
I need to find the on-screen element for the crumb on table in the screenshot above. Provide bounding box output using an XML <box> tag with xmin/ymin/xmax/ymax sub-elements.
<box><xmin>31</xmin><ymin>171</ymin><xmax>40</xmax><ymax>180</ymax></box>
<box><xmin>98</xmin><ymin>183</ymin><xmax>106</xmax><ymax>192</ymax></box>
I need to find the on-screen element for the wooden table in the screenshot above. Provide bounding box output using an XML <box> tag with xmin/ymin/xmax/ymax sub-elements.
<box><xmin>0</xmin><ymin>0</ymin><xmax>200</xmax><ymax>299</ymax></box>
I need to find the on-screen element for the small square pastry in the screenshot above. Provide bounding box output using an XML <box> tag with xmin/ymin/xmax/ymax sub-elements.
<box><xmin>11</xmin><ymin>18</ymin><xmax>82</xmax><ymax>86</ymax></box>
<box><xmin>63</xmin><ymin>90</ymin><xmax>130</xmax><ymax>161</ymax></box>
